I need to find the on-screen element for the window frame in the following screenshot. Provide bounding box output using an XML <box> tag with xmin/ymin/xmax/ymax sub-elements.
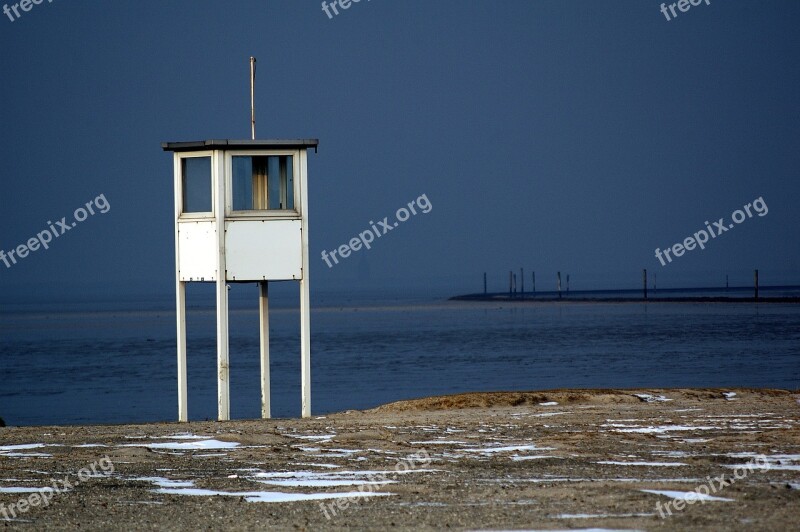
<box><xmin>177</xmin><ymin>152</ymin><xmax>214</xmax><ymax>219</ymax></box>
<box><xmin>224</xmin><ymin>149</ymin><xmax>301</xmax><ymax>219</ymax></box>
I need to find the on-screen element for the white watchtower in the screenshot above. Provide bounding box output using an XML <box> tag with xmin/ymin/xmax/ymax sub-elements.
<box><xmin>163</xmin><ymin>139</ymin><xmax>318</xmax><ymax>421</ymax></box>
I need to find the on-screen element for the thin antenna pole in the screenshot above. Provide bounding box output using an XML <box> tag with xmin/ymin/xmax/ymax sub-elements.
<box><xmin>250</xmin><ymin>57</ymin><xmax>257</xmax><ymax>140</ymax></box>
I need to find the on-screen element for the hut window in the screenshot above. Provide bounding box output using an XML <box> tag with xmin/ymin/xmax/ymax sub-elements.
<box><xmin>232</xmin><ymin>155</ymin><xmax>294</xmax><ymax>211</ymax></box>
<box><xmin>181</xmin><ymin>156</ymin><xmax>212</xmax><ymax>213</ymax></box>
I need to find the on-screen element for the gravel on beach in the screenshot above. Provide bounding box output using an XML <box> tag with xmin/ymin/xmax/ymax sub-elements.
<box><xmin>1</xmin><ymin>388</ymin><xmax>798</xmax><ymax>531</ymax></box>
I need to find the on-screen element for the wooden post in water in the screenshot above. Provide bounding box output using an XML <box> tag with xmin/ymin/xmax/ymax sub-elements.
<box><xmin>483</xmin><ymin>272</ymin><xmax>487</xmax><ymax>295</ymax></box>
<box><xmin>520</xmin><ymin>268</ymin><xmax>524</xmax><ymax>300</ymax></box>
<box><xmin>754</xmin><ymin>269</ymin><xmax>759</xmax><ymax>300</ymax></box>
<box><xmin>557</xmin><ymin>271</ymin><xmax>562</xmax><ymax>300</ymax></box>
<box><xmin>643</xmin><ymin>269</ymin><xmax>647</xmax><ymax>300</ymax></box>
<box><xmin>513</xmin><ymin>273</ymin><xmax>517</xmax><ymax>297</ymax></box>
<box><xmin>532</xmin><ymin>271</ymin><xmax>536</xmax><ymax>297</ymax></box>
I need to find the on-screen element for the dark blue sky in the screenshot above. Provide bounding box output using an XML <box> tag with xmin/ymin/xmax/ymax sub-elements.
<box><xmin>1</xmin><ymin>0</ymin><xmax>798</xmax><ymax>302</ymax></box>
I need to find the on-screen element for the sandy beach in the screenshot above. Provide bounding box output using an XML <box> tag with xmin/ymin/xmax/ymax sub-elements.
<box><xmin>1</xmin><ymin>388</ymin><xmax>798</xmax><ymax>531</ymax></box>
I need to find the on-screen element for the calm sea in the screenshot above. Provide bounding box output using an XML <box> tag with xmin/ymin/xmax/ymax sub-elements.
<box><xmin>1</xmin><ymin>287</ymin><xmax>799</xmax><ymax>426</ymax></box>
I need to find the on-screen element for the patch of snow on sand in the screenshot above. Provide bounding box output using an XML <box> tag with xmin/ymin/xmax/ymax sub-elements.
<box><xmin>241</xmin><ymin>490</ymin><xmax>391</xmax><ymax>503</ymax></box>
<box><xmin>151</xmin><ymin>434</ymin><xmax>206</xmax><ymax>440</ymax></box>
<box><xmin>539</xmin><ymin>402</ymin><xmax>559</xmax><ymax>406</ymax></box>
<box><xmin>633</xmin><ymin>393</ymin><xmax>671</xmax><ymax>403</ymax></box>
<box><xmin>253</xmin><ymin>471</ymin><xmax>395</xmax><ymax>488</ymax></box>
<box><xmin>123</xmin><ymin>440</ymin><xmax>239</xmax><ymax>451</ymax></box>
<box><xmin>604</xmin><ymin>425</ymin><xmax>716</xmax><ymax>434</ymax></box>
<box><xmin>133</xmin><ymin>477</ymin><xmax>196</xmax><ymax>488</ymax></box>
<box><xmin>651</xmin><ymin>451</ymin><xmax>691</xmax><ymax>458</ymax></box>
<box><xmin>284</xmin><ymin>434</ymin><xmax>336</xmax><ymax>442</ymax></box>
<box><xmin>0</xmin><ymin>487</ymin><xmax>55</xmax><ymax>494</ymax></box>
<box><xmin>597</xmin><ymin>461</ymin><xmax>687</xmax><ymax>467</ymax></box>
<box><xmin>409</xmin><ymin>441</ymin><xmax>468</xmax><ymax>445</ymax></box>
<box><xmin>0</xmin><ymin>444</ymin><xmax>49</xmax><ymax>452</ymax></box>
<box><xmin>135</xmin><ymin>476</ymin><xmax>391</xmax><ymax>503</ymax></box>
<box><xmin>723</xmin><ymin>392</ymin><xmax>738</xmax><ymax>401</ymax></box>
<box><xmin>463</xmin><ymin>444</ymin><xmax>552</xmax><ymax>454</ymax></box>
<box><xmin>156</xmin><ymin>487</ymin><xmax>390</xmax><ymax>502</ymax></box>
<box><xmin>702</xmin><ymin>414</ymin><xmax>776</xmax><ymax>418</ymax></box>
<box><xmin>295</xmin><ymin>446</ymin><xmax>320</xmax><ymax>453</ymax></box>
<box><xmin>253</xmin><ymin>468</ymin><xmax>440</xmax><ymax>487</ymax></box>
<box><xmin>641</xmin><ymin>489</ymin><xmax>733</xmax><ymax>502</ymax></box>
<box><xmin>0</xmin><ymin>445</ymin><xmax>55</xmax><ymax>458</ymax></box>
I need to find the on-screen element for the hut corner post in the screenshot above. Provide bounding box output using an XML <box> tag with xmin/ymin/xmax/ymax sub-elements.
<box><xmin>300</xmin><ymin>149</ymin><xmax>312</xmax><ymax>418</ymax></box>
<box><xmin>259</xmin><ymin>281</ymin><xmax>270</xmax><ymax>419</ymax></box>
